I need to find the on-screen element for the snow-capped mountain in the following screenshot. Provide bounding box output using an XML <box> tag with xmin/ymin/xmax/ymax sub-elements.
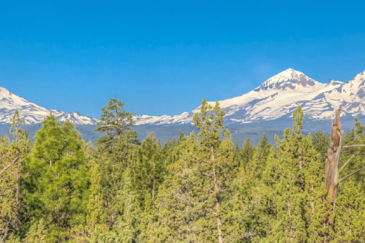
<box><xmin>0</xmin><ymin>86</ymin><xmax>97</xmax><ymax>125</ymax></box>
<box><xmin>134</xmin><ymin>68</ymin><xmax>365</xmax><ymax>125</ymax></box>
<box><xmin>2</xmin><ymin>68</ymin><xmax>365</xmax><ymax>127</ymax></box>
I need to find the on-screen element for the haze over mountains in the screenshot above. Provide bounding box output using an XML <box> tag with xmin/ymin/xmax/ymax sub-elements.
<box><xmin>1</xmin><ymin>68</ymin><xmax>365</xmax><ymax>127</ymax></box>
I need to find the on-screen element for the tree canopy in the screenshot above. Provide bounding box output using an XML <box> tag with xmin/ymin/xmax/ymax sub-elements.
<box><xmin>1</xmin><ymin>101</ymin><xmax>365</xmax><ymax>242</ymax></box>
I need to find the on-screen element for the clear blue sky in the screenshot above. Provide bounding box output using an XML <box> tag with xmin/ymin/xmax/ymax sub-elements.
<box><xmin>1</xmin><ymin>0</ymin><xmax>365</xmax><ymax>118</ymax></box>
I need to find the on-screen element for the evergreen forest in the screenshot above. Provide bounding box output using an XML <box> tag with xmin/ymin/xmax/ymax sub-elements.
<box><xmin>1</xmin><ymin>98</ymin><xmax>365</xmax><ymax>243</ymax></box>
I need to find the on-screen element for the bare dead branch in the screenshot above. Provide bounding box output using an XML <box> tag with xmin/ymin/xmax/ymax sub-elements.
<box><xmin>339</xmin><ymin>154</ymin><xmax>355</xmax><ymax>173</ymax></box>
<box><xmin>82</xmin><ymin>233</ymin><xmax>92</xmax><ymax>243</ymax></box>
<box><xmin>0</xmin><ymin>218</ymin><xmax>11</xmax><ymax>243</ymax></box>
<box><xmin>342</xmin><ymin>145</ymin><xmax>365</xmax><ymax>148</ymax></box>
<box><xmin>338</xmin><ymin>166</ymin><xmax>365</xmax><ymax>185</ymax></box>
<box><xmin>0</xmin><ymin>157</ymin><xmax>19</xmax><ymax>176</ymax></box>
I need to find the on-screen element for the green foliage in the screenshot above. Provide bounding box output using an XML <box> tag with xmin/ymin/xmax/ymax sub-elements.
<box><xmin>133</xmin><ymin>133</ymin><xmax>165</xmax><ymax>210</ymax></box>
<box><xmin>4</xmin><ymin>103</ymin><xmax>365</xmax><ymax>242</ymax></box>
<box><xmin>261</xmin><ymin>106</ymin><xmax>330</xmax><ymax>242</ymax></box>
<box><xmin>95</xmin><ymin>98</ymin><xmax>136</xmax><ymax>148</ymax></box>
<box><xmin>312</xmin><ymin>130</ymin><xmax>330</xmax><ymax>160</ymax></box>
<box><xmin>22</xmin><ymin>218</ymin><xmax>47</xmax><ymax>243</ymax></box>
<box><xmin>148</xmin><ymin>132</ymin><xmax>202</xmax><ymax>242</ymax></box>
<box><xmin>331</xmin><ymin>118</ymin><xmax>365</xmax><ymax>241</ymax></box>
<box><xmin>0</xmin><ymin>110</ymin><xmax>30</xmax><ymax>241</ymax></box>
<box><xmin>23</xmin><ymin>114</ymin><xmax>90</xmax><ymax>242</ymax></box>
<box><xmin>193</xmin><ymin>98</ymin><xmax>225</xmax><ymax>149</ymax></box>
<box><xmin>236</xmin><ymin>138</ymin><xmax>255</xmax><ymax>169</ymax></box>
<box><xmin>93</xmin><ymin>99</ymin><xmax>139</xmax><ymax>229</ymax></box>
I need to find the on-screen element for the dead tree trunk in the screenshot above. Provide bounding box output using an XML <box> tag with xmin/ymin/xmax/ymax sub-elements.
<box><xmin>324</xmin><ymin>106</ymin><xmax>365</xmax><ymax>229</ymax></box>
<box><xmin>325</xmin><ymin>106</ymin><xmax>344</xmax><ymax>214</ymax></box>
<box><xmin>325</xmin><ymin>107</ymin><xmax>344</xmax><ymax>227</ymax></box>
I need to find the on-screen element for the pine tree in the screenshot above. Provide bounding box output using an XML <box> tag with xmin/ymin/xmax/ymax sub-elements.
<box><xmin>24</xmin><ymin>114</ymin><xmax>90</xmax><ymax>242</ymax></box>
<box><xmin>303</xmin><ymin>132</ymin><xmax>330</xmax><ymax>242</ymax></box>
<box><xmin>95</xmin><ymin>98</ymin><xmax>136</xmax><ymax>148</ymax></box>
<box><xmin>262</xmin><ymin>106</ymin><xmax>329</xmax><ymax>242</ymax></box>
<box><xmin>333</xmin><ymin>180</ymin><xmax>365</xmax><ymax>242</ymax></box>
<box><xmin>87</xmin><ymin>162</ymin><xmax>104</xmax><ymax>230</ymax></box>
<box><xmin>0</xmin><ymin>135</ymin><xmax>16</xmax><ymax>241</ymax></box>
<box><xmin>103</xmin><ymin>167</ymin><xmax>140</xmax><ymax>243</ymax></box>
<box><xmin>133</xmin><ymin>133</ymin><xmax>164</xmax><ymax>211</ymax></box>
<box><xmin>94</xmin><ymin>99</ymin><xmax>139</xmax><ymax>228</ymax></box>
<box><xmin>312</xmin><ymin>130</ymin><xmax>330</xmax><ymax>160</ymax></box>
<box><xmin>239</xmin><ymin>138</ymin><xmax>255</xmax><ymax>169</ymax></box>
<box><xmin>193</xmin><ymin>98</ymin><xmax>236</xmax><ymax>242</ymax></box>
<box><xmin>148</xmin><ymin>132</ymin><xmax>202</xmax><ymax>242</ymax></box>
<box><xmin>130</xmin><ymin>133</ymin><xmax>165</xmax><ymax>241</ymax></box>
<box><xmin>0</xmin><ymin>110</ymin><xmax>30</xmax><ymax>241</ymax></box>
<box><xmin>22</xmin><ymin>218</ymin><xmax>47</xmax><ymax>243</ymax></box>
<box><xmin>245</xmin><ymin>133</ymin><xmax>270</xmax><ymax>181</ymax></box>
<box><xmin>70</xmin><ymin>158</ymin><xmax>109</xmax><ymax>242</ymax></box>
<box><xmin>227</xmin><ymin>134</ymin><xmax>272</xmax><ymax>242</ymax></box>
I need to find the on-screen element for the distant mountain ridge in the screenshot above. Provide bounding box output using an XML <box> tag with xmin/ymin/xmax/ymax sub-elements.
<box><xmin>1</xmin><ymin>68</ymin><xmax>365</xmax><ymax>126</ymax></box>
<box><xmin>0</xmin><ymin>86</ymin><xmax>97</xmax><ymax>125</ymax></box>
<box><xmin>134</xmin><ymin>68</ymin><xmax>365</xmax><ymax>125</ymax></box>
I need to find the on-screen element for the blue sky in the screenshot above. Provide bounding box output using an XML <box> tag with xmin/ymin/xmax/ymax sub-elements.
<box><xmin>1</xmin><ymin>0</ymin><xmax>365</xmax><ymax>118</ymax></box>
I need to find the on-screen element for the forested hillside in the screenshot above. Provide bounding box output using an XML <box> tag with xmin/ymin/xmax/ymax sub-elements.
<box><xmin>1</xmin><ymin>98</ymin><xmax>365</xmax><ymax>242</ymax></box>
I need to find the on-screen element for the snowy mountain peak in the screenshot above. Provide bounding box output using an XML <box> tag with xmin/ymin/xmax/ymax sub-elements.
<box><xmin>278</xmin><ymin>68</ymin><xmax>303</xmax><ymax>77</ymax></box>
<box><xmin>341</xmin><ymin>70</ymin><xmax>365</xmax><ymax>99</ymax></box>
<box><xmin>134</xmin><ymin>68</ymin><xmax>365</xmax><ymax>126</ymax></box>
<box><xmin>0</xmin><ymin>86</ymin><xmax>11</xmax><ymax>95</ymax></box>
<box><xmin>255</xmin><ymin>68</ymin><xmax>320</xmax><ymax>91</ymax></box>
<box><xmin>349</xmin><ymin>70</ymin><xmax>365</xmax><ymax>83</ymax></box>
<box><xmin>0</xmin><ymin>85</ymin><xmax>97</xmax><ymax>125</ymax></box>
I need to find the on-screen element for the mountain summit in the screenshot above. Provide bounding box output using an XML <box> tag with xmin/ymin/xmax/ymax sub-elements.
<box><xmin>255</xmin><ymin>68</ymin><xmax>320</xmax><ymax>91</ymax></box>
<box><xmin>0</xmin><ymin>86</ymin><xmax>97</xmax><ymax>125</ymax></box>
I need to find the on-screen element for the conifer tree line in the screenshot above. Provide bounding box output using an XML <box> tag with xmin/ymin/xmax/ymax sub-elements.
<box><xmin>1</xmin><ymin>98</ymin><xmax>365</xmax><ymax>242</ymax></box>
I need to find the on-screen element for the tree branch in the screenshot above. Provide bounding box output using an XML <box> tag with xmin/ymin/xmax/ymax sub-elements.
<box><xmin>0</xmin><ymin>218</ymin><xmax>11</xmax><ymax>243</ymax></box>
<box><xmin>82</xmin><ymin>233</ymin><xmax>92</xmax><ymax>243</ymax></box>
<box><xmin>0</xmin><ymin>157</ymin><xmax>19</xmax><ymax>176</ymax></box>
<box><xmin>342</xmin><ymin>145</ymin><xmax>365</xmax><ymax>148</ymax></box>
<box><xmin>339</xmin><ymin>154</ymin><xmax>355</xmax><ymax>173</ymax></box>
<box><xmin>338</xmin><ymin>166</ymin><xmax>365</xmax><ymax>185</ymax></box>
